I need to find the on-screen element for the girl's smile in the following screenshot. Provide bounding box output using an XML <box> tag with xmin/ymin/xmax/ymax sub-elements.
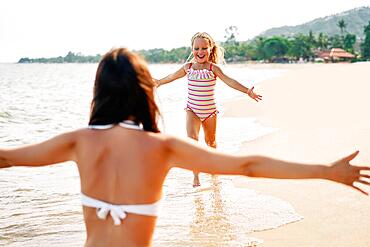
<box><xmin>192</xmin><ymin>37</ymin><xmax>211</xmax><ymax>64</ymax></box>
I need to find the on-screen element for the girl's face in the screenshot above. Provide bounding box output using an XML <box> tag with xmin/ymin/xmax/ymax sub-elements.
<box><xmin>192</xmin><ymin>38</ymin><xmax>211</xmax><ymax>64</ymax></box>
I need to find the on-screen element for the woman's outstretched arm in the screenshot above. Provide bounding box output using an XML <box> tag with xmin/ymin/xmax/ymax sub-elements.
<box><xmin>0</xmin><ymin>131</ymin><xmax>77</xmax><ymax>168</ymax></box>
<box><xmin>166</xmin><ymin>136</ymin><xmax>370</xmax><ymax>194</ymax></box>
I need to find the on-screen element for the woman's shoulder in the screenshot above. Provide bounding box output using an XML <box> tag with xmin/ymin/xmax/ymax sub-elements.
<box><xmin>153</xmin><ymin>133</ymin><xmax>202</xmax><ymax>152</ymax></box>
<box><xmin>58</xmin><ymin>128</ymin><xmax>86</xmax><ymax>139</ymax></box>
<box><xmin>69</xmin><ymin>127</ymin><xmax>109</xmax><ymax>142</ymax></box>
<box><xmin>146</xmin><ymin>132</ymin><xmax>182</xmax><ymax>148</ymax></box>
<box><xmin>146</xmin><ymin>132</ymin><xmax>174</xmax><ymax>144</ymax></box>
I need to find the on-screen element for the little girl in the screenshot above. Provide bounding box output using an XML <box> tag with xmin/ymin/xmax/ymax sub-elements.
<box><xmin>156</xmin><ymin>32</ymin><xmax>262</xmax><ymax>187</ymax></box>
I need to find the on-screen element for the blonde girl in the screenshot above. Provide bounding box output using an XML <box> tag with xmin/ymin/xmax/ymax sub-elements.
<box><xmin>156</xmin><ymin>32</ymin><xmax>262</xmax><ymax>187</ymax></box>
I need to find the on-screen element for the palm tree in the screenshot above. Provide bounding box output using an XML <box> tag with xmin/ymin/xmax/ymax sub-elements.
<box><xmin>224</xmin><ymin>26</ymin><xmax>239</xmax><ymax>44</ymax></box>
<box><xmin>361</xmin><ymin>21</ymin><xmax>370</xmax><ymax>59</ymax></box>
<box><xmin>307</xmin><ymin>30</ymin><xmax>317</xmax><ymax>49</ymax></box>
<box><xmin>337</xmin><ymin>19</ymin><xmax>347</xmax><ymax>43</ymax></box>
<box><xmin>317</xmin><ymin>32</ymin><xmax>329</xmax><ymax>50</ymax></box>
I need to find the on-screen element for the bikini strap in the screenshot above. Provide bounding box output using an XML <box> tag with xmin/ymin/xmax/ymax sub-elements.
<box><xmin>188</xmin><ymin>63</ymin><xmax>192</xmax><ymax>69</ymax></box>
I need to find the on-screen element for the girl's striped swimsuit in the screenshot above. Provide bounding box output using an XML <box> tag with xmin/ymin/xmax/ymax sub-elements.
<box><xmin>186</xmin><ymin>63</ymin><xmax>218</xmax><ymax>121</ymax></box>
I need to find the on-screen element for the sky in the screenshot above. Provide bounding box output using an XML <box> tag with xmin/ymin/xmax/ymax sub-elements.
<box><xmin>1</xmin><ymin>0</ymin><xmax>369</xmax><ymax>62</ymax></box>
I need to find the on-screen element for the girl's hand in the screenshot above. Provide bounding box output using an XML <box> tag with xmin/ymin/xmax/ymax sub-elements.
<box><xmin>153</xmin><ymin>78</ymin><xmax>160</xmax><ymax>87</ymax></box>
<box><xmin>328</xmin><ymin>151</ymin><xmax>370</xmax><ymax>195</ymax></box>
<box><xmin>247</xmin><ymin>86</ymin><xmax>262</xmax><ymax>102</ymax></box>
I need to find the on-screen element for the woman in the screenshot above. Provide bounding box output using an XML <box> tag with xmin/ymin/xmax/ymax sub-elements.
<box><xmin>0</xmin><ymin>48</ymin><xmax>369</xmax><ymax>247</ymax></box>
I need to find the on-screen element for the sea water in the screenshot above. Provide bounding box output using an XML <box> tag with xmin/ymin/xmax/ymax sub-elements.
<box><xmin>0</xmin><ymin>63</ymin><xmax>302</xmax><ymax>246</ymax></box>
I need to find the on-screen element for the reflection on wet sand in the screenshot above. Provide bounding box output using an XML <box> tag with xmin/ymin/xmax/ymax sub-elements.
<box><xmin>189</xmin><ymin>175</ymin><xmax>264</xmax><ymax>247</ymax></box>
<box><xmin>190</xmin><ymin>176</ymin><xmax>236</xmax><ymax>246</ymax></box>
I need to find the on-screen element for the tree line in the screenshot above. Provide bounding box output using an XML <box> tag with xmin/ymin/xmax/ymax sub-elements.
<box><xmin>139</xmin><ymin>20</ymin><xmax>370</xmax><ymax>63</ymax></box>
<box><xmin>18</xmin><ymin>20</ymin><xmax>370</xmax><ymax>64</ymax></box>
<box><xmin>18</xmin><ymin>52</ymin><xmax>101</xmax><ymax>64</ymax></box>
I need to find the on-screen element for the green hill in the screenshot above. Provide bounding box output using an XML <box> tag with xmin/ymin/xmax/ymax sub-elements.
<box><xmin>258</xmin><ymin>6</ymin><xmax>370</xmax><ymax>39</ymax></box>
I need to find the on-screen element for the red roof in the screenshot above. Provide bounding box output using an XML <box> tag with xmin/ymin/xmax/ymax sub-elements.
<box><xmin>317</xmin><ymin>48</ymin><xmax>354</xmax><ymax>59</ymax></box>
<box><xmin>330</xmin><ymin>48</ymin><xmax>355</xmax><ymax>58</ymax></box>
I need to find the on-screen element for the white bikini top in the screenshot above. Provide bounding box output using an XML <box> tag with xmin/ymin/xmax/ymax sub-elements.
<box><xmin>81</xmin><ymin>193</ymin><xmax>161</xmax><ymax>225</ymax></box>
<box><xmin>87</xmin><ymin>120</ymin><xmax>143</xmax><ymax>130</ymax></box>
<box><xmin>83</xmin><ymin>120</ymin><xmax>161</xmax><ymax>225</ymax></box>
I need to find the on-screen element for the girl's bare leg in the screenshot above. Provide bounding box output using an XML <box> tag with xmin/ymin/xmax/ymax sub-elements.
<box><xmin>202</xmin><ymin>115</ymin><xmax>218</xmax><ymax>182</ymax></box>
<box><xmin>190</xmin><ymin>114</ymin><xmax>217</xmax><ymax>186</ymax></box>
<box><xmin>202</xmin><ymin>114</ymin><xmax>217</xmax><ymax>149</ymax></box>
<box><xmin>186</xmin><ymin>110</ymin><xmax>201</xmax><ymax>187</ymax></box>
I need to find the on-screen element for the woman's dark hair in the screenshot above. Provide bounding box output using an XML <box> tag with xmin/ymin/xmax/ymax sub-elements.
<box><xmin>89</xmin><ymin>48</ymin><xmax>160</xmax><ymax>132</ymax></box>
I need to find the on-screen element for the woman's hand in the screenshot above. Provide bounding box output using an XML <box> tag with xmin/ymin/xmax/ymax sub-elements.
<box><xmin>328</xmin><ymin>151</ymin><xmax>370</xmax><ymax>195</ymax></box>
<box><xmin>247</xmin><ymin>86</ymin><xmax>262</xmax><ymax>102</ymax></box>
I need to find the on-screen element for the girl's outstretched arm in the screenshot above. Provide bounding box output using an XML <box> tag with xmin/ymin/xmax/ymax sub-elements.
<box><xmin>0</xmin><ymin>131</ymin><xmax>77</xmax><ymax>168</ymax></box>
<box><xmin>166</xmin><ymin>135</ymin><xmax>370</xmax><ymax>195</ymax></box>
<box><xmin>212</xmin><ymin>64</ymin><xmax>262</xmax><ymax>102</ymax></box>
<box><xmin>155</xmin><ymin>63</ymin><xmax>188</xmax><ymax>87</ymax></box>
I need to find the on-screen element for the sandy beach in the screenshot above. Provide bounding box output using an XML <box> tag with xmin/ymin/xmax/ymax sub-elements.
<box><xmin>223</xmin><ymin>62</ymin><xmax>370</xmax><ymax>246</ymax></box>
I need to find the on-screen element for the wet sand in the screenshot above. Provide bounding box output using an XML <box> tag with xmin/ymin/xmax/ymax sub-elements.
<box><xmin>223</xmin><ymin>62</ymin><xmax>370</xmax><ymax>246</ymax></box>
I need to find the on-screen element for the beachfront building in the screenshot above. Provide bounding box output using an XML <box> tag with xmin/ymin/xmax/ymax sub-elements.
<box><xmin>316</xmin><ymin>48</ymin><xmax>355</xmax><ymax>62</ymax></box>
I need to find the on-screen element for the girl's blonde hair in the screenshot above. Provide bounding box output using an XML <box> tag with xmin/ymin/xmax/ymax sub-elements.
<box><xmin>188</xmin><ymin>32</ymin><xmax>225</xmax><ymax>64</ymax></box>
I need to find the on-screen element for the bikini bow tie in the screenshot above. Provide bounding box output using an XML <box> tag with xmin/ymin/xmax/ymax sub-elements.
<box><xmin>96</xmin><ymin>206</ymin><xmax>127</xmax><ymax>225</ymax></box>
